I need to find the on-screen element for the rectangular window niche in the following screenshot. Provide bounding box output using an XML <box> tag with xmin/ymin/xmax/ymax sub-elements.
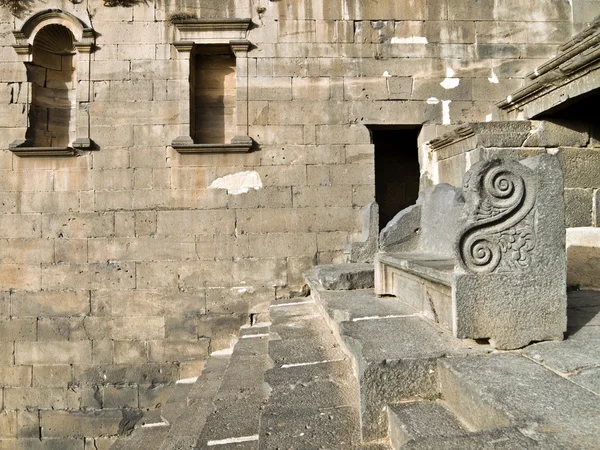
<box><xmin>172</xmin><ymin>19</ymin><xmax>252</xmax><ymax>154</ymax></box>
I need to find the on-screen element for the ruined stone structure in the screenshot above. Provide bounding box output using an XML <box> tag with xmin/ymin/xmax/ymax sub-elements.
<box><xmin>1</xmin><ymin>0</ymin><xmax>600</xmax><ymax>447</ymax></box>
<box><xmin>376</xmin><ymin>154</ymin><xmax>567</xmax><ymax>349</ymax></box>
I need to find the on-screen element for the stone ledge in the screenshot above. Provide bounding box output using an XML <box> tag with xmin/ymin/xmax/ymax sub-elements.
<box><xmin>173</xmin><ymin>18</ymin><xmax>252</xmax><ymax>43</ymax></box>
<box><xmin>497</xmin><ymin>17</ymin><xmax>600</xmax><ymax>117</ymax></box>
<box><xmin>171</xmin><ymin>136</ymin><xmax>253</xmax><ymax>154</ymax></box>
<box><xmin>376</xmin><ymin>253</ymin><xmax>454</xmax><ymax>287</ymax></box>
<box><xmin>8</xmin><ymin>145</ymin><xmax>77</xmax><ymax>157</ymax></box>
<box><xmin>310</xmin><ymin>263</ymin><xmax>374</xmax><ymax>290</ymax></box>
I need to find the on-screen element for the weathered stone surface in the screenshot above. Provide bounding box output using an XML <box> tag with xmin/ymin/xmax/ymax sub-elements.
<box><xmin>260</xmin><ymin>406</ymin><xmax>361</xmax><ymax>449</ymax></box>
<box><xmin>523</xmin><ymin>120</ymin><xmax>589</xmax><ymax>148</ymax></box>
<box><xmin>439</xmin><ymin>354</ymin><xmax>600</xmax><ymax>446</ymax></box>
<box><xmin>311</xmin><ymin>263</ymin><xmax>374</xmax><ymax>290</ymax></box>
<box><xmin>379</xmin><ymin>204</ymin><xmax>422</xmax><ymax>253</ymax></box>
<box><xmin>454</xmin><ymin>155</ymin><xmax>566</xmax><ymax>349</ymax></box>
<box><xmin>345</xmin><ymin>201</ymin><xmax>379</xmax><ymax>263</ymax></box>
<box><xmin>401</xmin><ymin>427</ymin><xmax>541</xmax><ymax>450</ymax></box>
<box><xmin>565</xmin><ymin>187</ymin><xmax>594</xmax><ymax>227</ymax></box>
<box><xmin>313</xmin><ymin>287</ymin><xmax>415</xmax><ymax>324</ymax></box>
<box><xmin>420</xmin><ymin>184</ymin><xmax>465</xmax><ymax>257</ymax></box>
<box><xmin>339</xmin><ymin>316</ymin><xmax>474</xmax><ymax>441</ymax></box>
<box><xmin>523</xmin><ymin>338</ymin><xmax>600</xmax><ymax>374</ymax></box>
<box><xmin>261</xmin><ymin>299</ymin><xmax>361</xmax><ymax>449</ymax></box>
<box><xmin>388</xmin><ymin>401</ymin><xmax>466</xmax><ymax>449</ymax></box>
<box><xmin>0</xmin><ymin>0</ymin><xmax>596</xmax><ymax>445</ymax></box>
<box><xmin>377</xmin><ymin>155</ymin><xmax>567</xmax><ymax>349</ymax></box>
<box><xmin>40</xmin><ymin>410</ymin><xmax>128</xmax><ymax>438</ymax></box>
<box><xmin>569</xmin><ymin>367</ymin><xmax>600</xmax><ymax>395</ymax></box>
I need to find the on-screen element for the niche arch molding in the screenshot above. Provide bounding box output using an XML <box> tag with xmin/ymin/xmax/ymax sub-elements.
<box><xmin>10</xmin><ymin>9</ymin><xmax>95</xmax><ymax>156</ymax></box>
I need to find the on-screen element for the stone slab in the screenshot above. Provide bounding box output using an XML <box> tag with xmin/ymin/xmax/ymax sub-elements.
<box><xmin>315</xmin><ymin>288</ymin><xmax>416</xmax><ymax>324</ymax></box>
<box><xmin>376</xmin><ymin>252</ymin><xmax>455</xmax><ymax>286</ymax></box>
<box><xmin>569</xmin><ymin>367</ymin><xmax>600</xmax><ymax>395</ymax></box>
<box><xmin>268</xmin><ymin>304</ymin><xmax>326</xmax><ymax>341</ymax></box>
<box><xmin>307</xmin><ymin>274</ymin><xmax>487</xmax><ymax>443</ymax></box>
<box><xmin>339</xmin><ymin>316</ymin><xmax>472</xmax><ymax>369</ymax></box>
<box><xmin>259</xmin><ymin>405</ymin><xmax>361</xmax><ymax>450</ymax></box>
<box><xmin>401</xmin><ymin>427</ymin><xmax>540</xmax><ymax>450</ymax></box>
<box><xmin>379</xmin><ymin>204</ymin><xmax>422</xmax><ymax>253</ymax></box>
<box><xmin>265</xmin><ymin>359</ymin><xmax>358</xmax><ymax>410</ymax></box>
<box><xmin>388</xmin><ymin>401</ymin><xmax>466</xmax><ymax>448</ymax></box>
<box><xmin>311</xmin><ymin>263</ymin><xmax>374</xmax><ymax>290</ymax></box>
<box><xmin>268</xmin><ymin>332</ymin><xmax>346</xmax><ymax>366</ymax></box>
<box><xmin>439</xmin><ymin>354</ymin><xmax>600</xmax><ymax>441</ymax></box>
<box><xmin>338</xmin><ymin>316</ymin><xmax>479</xmax><ymax>442</ymax></box>
<box><xmin>523</xmin><ymin>338</ymin><xmax>600</xmax><ymax>373</ymax></box>
<box><xmin>419</xmin><ymin>184</ymin><xmax>465</xmax><ymax>258</ymax></box>
<box><xmin>197</xmin><ymin>392</ymin><xmax>264</xmax><ymax>445</ymax></box>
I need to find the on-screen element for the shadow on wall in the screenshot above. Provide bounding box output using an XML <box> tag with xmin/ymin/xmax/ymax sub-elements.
<box><xmin>567</xmin><ymin>245</ymin><xmax>600</xmax><ymax>290</ymax></box>
<box><xmin>566</xmin><ymin>290</ymin><xmax>600</xmax><ymax>337</ymax></box>
<box><xmin>26</xmin><ymin>24</ymin><xmax>76</xmax><ymax>147</ymax></box>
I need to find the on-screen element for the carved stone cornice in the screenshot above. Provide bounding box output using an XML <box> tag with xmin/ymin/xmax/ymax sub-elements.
<box><xmin>9</xmin><ymin>141</ymin><xmax>77</xmax><ymax>156</ymax></box>
<box><xmin>171</xmin><ymin>135</ymin><xmax>253</xmax><ymax>154</ymax></box>
<box><xmin>12</xmin><ymin>44</ymin><xmax>31</xmax><ymax>55</ymax></box>
<box><xmin>428</xmin><ymin>125</ymin><xmax>475</xmax><ymax>151</ymax></box>
<box><xmin>173</xmin><ymin>18</ymin><xmax>252</xmax><ymax>42</ymax></box>
<box><xmin>173</xmin><ymin>41</ymin><xmax>195</xmax><ymax>53</ymax></box>
<box><xmin>497</xmin><ymin>17</ymin><xmax>600</xmax><ymax>115</ymax></box>
<box><xmin>13</xmin><ymin>9</ymin><xmax>92</xmax><ymax>45</ymax></box>
<box><xmin>229</xmin><ymin>39</ymin><xmax>251</xmax><ymax>55</ymax></box>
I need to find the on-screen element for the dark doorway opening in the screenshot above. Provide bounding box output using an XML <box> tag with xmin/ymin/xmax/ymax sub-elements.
<box><xmin>372</xmin><ymin>127</ymin><xmax>421</xmax><ymax>231</ymax></box>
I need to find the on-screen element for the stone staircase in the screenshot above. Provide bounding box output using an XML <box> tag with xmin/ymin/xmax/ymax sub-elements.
<box><xmin>307</xmin><ymin>265</ymin><xmax>600</xmax><ymax>449</ymax></box>
<box><xmin>110</xmin><ymin>319</ymin><xmax>270</xmax><ymax>450</ymax></box>
<box><xmin>110</xmin><ymin>292</ymin><xmax>363</xmax><ymax>449</ymax></box>
<box><xmin>111</xmin><ymin>267</ymin><xmax>600</xmax><ymax>449</ymax></box>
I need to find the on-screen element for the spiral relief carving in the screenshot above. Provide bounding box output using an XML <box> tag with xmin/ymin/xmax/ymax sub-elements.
<box><xmin>457</xmin><ymin>160</ymin><xmax>537</xmax><ymax>274</ymax></box>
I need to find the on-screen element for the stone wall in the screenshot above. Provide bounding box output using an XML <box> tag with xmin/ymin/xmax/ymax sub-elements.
<box><xmin>0</xmin><ymin>0</ymin><xmax>593</xmax><ymax>446</ymax></box>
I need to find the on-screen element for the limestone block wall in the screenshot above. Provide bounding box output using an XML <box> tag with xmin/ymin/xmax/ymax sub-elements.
<box><xmin>0</xmin><ymin>0</ymin><xmax>590</xmax><ymax>446</ymax></box>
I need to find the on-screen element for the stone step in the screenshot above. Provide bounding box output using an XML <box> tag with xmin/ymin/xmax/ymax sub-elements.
<box><xmin>439</xmin><ymin>354</ymin><xmax>600</xmax><ymax>448</ymax></box>
<box><xmin>310</xmin><ymin>263</ymin><xmax>374</xmax><ymax>290</ymax></box>
<box><xmin>110</xmin><ymin>322</ymin><xmax>271</xmax><ymax>450</ymax></box>
<box><xmin>157</xmin><ymin>353</ymin><xmax>232</xmax><ymax>450</ymax></box>
<box><xmin>110</xmin><ymin>349</ymin><xmax>232</xmax><ymax>450</ymax></box>
<box><xmin>387</xmin><ymin>401</ymin><xmax>466</xmax><ymax>449</ymax></box>
<box><xmin>305</xmin><ymin>274</ymin><xmax>488</xmax><ymax>443</ymax></box>
<box><xmin>399</xmin><ymin>427</ymin><xmax>540</xmax><ymax>449</ymax></box>
<box><xmin>260</xmin><ymin>298</ymin><xmax>362</xmax><ymax>449</ymax></box>
<box><xmin>194</xmin><ymin>324</ymin><xmax>271</xmax><ymax>450</ymax></box>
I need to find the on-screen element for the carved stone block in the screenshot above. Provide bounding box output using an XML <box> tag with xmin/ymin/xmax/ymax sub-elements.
<box><xmin>375</xmin><ymin>154</ymin><xmax>567</xmax><ymax>349</ymax></box>
<box><xmin>453</xmin><ymin>155</ymin><xmax>566</xmax><ymax>349</ymax></box>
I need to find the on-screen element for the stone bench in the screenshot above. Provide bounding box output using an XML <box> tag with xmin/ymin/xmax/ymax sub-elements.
<box><xmin>375</xmin><ymin>154</ymin><xmax>567</xmax><ymax>349</ymax></box>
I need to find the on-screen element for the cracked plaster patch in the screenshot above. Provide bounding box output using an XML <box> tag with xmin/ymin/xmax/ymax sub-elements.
<box><xmin>209</xmin><ymin>170</ymin><xmax>262</xmax><ymax>195</ymax></box>
<box><xmin>441</xmin><ymin>68</ymin><xmax>460</xmax><ymax>89</ymax></box>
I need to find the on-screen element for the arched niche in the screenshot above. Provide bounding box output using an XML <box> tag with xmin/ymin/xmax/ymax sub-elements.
<box><xmin>10</xmin><ymin>9</ymin><xmax>95</xmax><ymax>156</ymax></box>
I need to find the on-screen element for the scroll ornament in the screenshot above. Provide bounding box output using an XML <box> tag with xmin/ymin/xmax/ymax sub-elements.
<box><xmin>457</xmin><ymin>160</ymin><xmax>537</xmax><ymax>274</ymax></box>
